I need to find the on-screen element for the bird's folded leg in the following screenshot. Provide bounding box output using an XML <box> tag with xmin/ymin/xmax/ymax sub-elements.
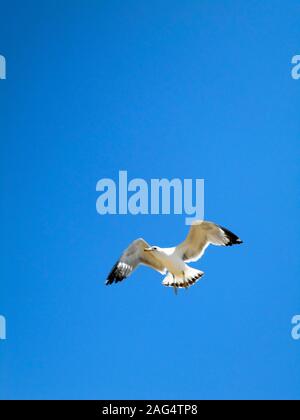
<box><xmin>182</xmin><ymin>271</ymin><xmax>188</xmax><ymax>289</ymax></box>
<box><xmin>172</xmin><ymin>274</ymin><xmax>178</xmax><ymax>295</ymax></box>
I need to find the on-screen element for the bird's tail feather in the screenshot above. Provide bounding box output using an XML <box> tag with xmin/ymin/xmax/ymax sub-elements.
<box><xmin>162</xmin><ymin>267</ymin><xmax>204</xmax><ymax>289</ymax></box>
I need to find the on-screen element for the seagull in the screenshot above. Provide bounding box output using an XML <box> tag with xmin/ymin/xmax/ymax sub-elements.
<box><xmin>106</xmin><ymin>220</ymin><xmax>243</xmax><ymax>293</ymax></box>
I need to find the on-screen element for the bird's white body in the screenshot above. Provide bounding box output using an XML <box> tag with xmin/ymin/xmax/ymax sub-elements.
<box><xmin>142</xmin><ymin>246</ymin><xmax>205</xmax><ymax>289</ymax></box>
<box><xmin>152</xmin><ymin>247</ymin><xmax>185</xmax><ymax>275</ymax></box>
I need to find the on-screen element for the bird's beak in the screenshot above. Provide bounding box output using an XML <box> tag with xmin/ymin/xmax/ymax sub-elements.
<box><xmin>144</xmin><ymin>247</ymin><xmax>153</xmax><ymax>252</ymax></box>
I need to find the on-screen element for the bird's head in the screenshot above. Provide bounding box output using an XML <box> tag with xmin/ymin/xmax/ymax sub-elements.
<box><xmin>144</xmin><ymin>246</ymin><xmax>160</xmax><ymax>253</ymax></box>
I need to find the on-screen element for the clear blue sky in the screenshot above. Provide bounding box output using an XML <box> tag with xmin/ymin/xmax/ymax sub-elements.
<box><xmin>0</xmin><ymin>0</ymin><xmax>299</xmax><ymax>400</ymax></box>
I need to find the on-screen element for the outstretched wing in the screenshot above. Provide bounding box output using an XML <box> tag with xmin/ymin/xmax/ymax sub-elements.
<box><xmin>175</xmin><ymin>221</ymin><xmax>243</xmax><ymax>263</ymax></box>
<box><xmin>106</xmin><ymin>238</ymin><xmax>167</xmax><ymax>285</ymax></box>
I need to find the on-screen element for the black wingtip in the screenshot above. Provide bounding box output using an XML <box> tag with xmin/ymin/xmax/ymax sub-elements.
<box><xmin>105</xmin><ymin>262</ymin><xmax>117</xmax><ymax>285</ymax></box>
<box><xmin>105</xmin><ymin>261</ymin><xmax>131</xmax><ymax>285</ymax></box>
<box><xmin>219</xmin><ymin>225</ymin><xmax>243</xmax><ymax>247</ymax></box>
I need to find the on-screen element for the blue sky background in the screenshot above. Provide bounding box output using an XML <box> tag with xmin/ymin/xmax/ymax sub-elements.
<box><xmin>0</xmin><ymin>0</ymin><xmax>299</xmax><ymax>400</ymax></box>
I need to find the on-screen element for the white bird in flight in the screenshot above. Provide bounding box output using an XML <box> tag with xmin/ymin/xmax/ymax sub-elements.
<box><xmin>106</xmin><ymin>220</ymin><xmax>243</xmax><ymax>293</ymax></box>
